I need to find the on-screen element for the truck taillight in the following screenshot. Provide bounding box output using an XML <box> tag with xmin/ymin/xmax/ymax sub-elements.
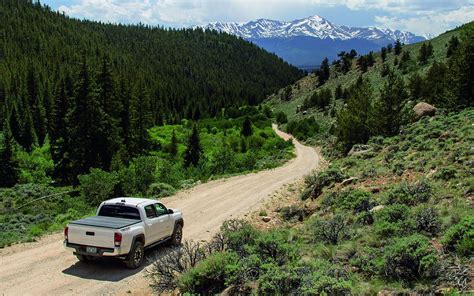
<box><xmin>114</xmin><ymin>232</ymin><xmax>122</xmax><ymax>247</ymax></box>
<box><xmin>64</xmin><ymin>227</ymin><xmax>68</xmax><ymax>240</ymax></box>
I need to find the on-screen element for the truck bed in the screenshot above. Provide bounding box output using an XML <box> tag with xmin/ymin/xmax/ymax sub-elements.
<box><xmin>69</xmin><ymin>216</ymin><xmax>140</xmax><ymax>229</ymax></box>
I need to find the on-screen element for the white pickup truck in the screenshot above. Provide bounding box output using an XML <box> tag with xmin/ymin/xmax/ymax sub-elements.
<box><xmin>64</xmin><ymin>197</ymin><xmax>183</xmax><ymax>269</ymax></box>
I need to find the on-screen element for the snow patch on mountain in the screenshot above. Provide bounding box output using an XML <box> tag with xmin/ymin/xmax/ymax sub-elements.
<box><xmin>202</xmin><ymin>15</ymin><xmax>425</xmax><ymax>44</ymax></box>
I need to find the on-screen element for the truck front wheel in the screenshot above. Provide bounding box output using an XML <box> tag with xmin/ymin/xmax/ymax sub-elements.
<box><xmin>170</xmin><ymin>224</ymin><xmax>183</xmax><ymax>246</ymax></box>
<box><xmin>125</xmin><ymin>241</ymin><xmax>144</xmax><ymax>269</ymax></box>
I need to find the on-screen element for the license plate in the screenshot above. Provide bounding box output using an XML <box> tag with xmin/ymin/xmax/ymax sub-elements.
<box><xmin>86</xmin><ymin>246</ymin><xmax>97</xmax><ymax>253</ymax></box>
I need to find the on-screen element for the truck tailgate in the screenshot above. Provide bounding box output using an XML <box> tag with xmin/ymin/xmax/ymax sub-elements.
<box><xmin>68</xmin><ymin>216</ymin><xmax>140</xmax><ymax>248</ymax></box>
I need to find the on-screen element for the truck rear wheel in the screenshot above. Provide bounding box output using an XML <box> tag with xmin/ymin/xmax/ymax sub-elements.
<box><xmin>170</xmin><ymin>224</ymin><xmax>183</xmax><ymax>246</ymax></box>
<box><xmin>125</xmin><ymin>241</ymin><xmax>144</xmax><ymax>269</ymax></box>
<box><xmin>76</xmin><ymin>254</ymin><xmax>91</xmax><ymax>262</ymax></box>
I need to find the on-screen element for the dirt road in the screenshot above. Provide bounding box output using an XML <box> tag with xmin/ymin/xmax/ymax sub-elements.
<box><xmin>0</xmin><ymin>126</ymin><xmax>321</xmax><ymax>295</ymax></box>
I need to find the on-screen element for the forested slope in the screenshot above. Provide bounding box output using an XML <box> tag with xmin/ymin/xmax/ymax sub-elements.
<box><xmin>0</xmin><ymin>0</ymin><xmax>302</xmax><ymax>182</ymax></box>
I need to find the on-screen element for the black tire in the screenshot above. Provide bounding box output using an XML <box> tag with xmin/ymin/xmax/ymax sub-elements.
<box><xmin>124</xmin><ymin>241</ymin><xmax>144</xmax><ymax>269</ymax></box>
<box><xmin>76</xmin><ymin>254</ymin><xmax>90</xmax><ymax>262</ymax></box>
<box><xmin>170</xmin><ymin>224</ymin><xmax>183</xmax><ymax>246</ymax></box>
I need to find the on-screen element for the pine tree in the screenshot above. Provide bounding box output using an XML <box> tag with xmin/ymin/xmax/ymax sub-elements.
<box><xmin>129</xmin><ymin>83</ymin><xmax>153</xmax><ymax>156</ymax></box>
<box><xmin>394</xmin><ymin>39</ymin><xmax>402</xmax><ymax>55</ymax></box>
<box><xmin>387</xmin><ymin>43</ymin><xmax>393</xmax><ymax>53</ymax></box>
<box><xmin>65</xmin><ymin>58</ymin><xmax>106</xmax><ymax>181</ymax></box>
<box><xmin>374</xmin><ymin>71</ymin><xmax>408</xmax><ymax>136</ymax></box>
<box><xmin>448</xmin><ymin>27</ymin><xmax>474</xmax><ymax>109</ymax></box>
<box><xmin>336</xmin><ymin>77</ymin><xmax>374</xmax><ymax>152</ymax></box>
<box><xmin>423</xmin><ymin>62</ymin><xmax>449</xmax><ymax>107</ymax></box>
<box><xmin>241</xmin><ymin>116</ymin><xmax>253</xmax><ymax>137</ymax></box>
<box><xmin>97</xmin><ymin>56</ymin><xmax>123</xmax><ymax>169</ymax></box>
<box><xmin>418</xmin><ymin>42</ymin><xmax>434</xmax><ymax>64</ymax></box>
<box><xmin>26</xmin><ymin>66</ymin><xmax>47</xmax><ymax>146</ymax></box>
<box><xmin>50</xmin><ymin>79</ymin><xmax>70</xmax><ymax>182</ymax></box>
<box><xmin>0</xmin><ymin>127</ymin><xmax>19</xmax><ymax>187</ymax></box>
<box><xmin>169</xmin><ymin>129</ymin><xmax>178</xmax><ymax>157</ymax></box>
<box><xmin>381</xmin><ymin>47</ymin><xmax>387</xmax><ymax>62</ymax></box>
<box><xmin>446</xmin><ymin>36</ymin><xmax>460</xmax><ymax>58</ymax></box>
<box><xmin>184</xmin><ymin>124</ymin><xmax>202</xmax><ymax>167</ymax></box>
<box><xmin>319</xmin><ymin>57</ymin><xmax>330</xmax><ymax>85</ymax></box>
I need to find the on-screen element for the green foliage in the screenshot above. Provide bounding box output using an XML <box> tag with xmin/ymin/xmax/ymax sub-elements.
<box><xmin>0</xmin><ymin>131</ymin><xmax>19</xmax><ymax>187</ymax></box>
<box><xmin>78</xmin><ymin>168</ymin><xmax>119</xmax><ymax>205</ymax></box>
<box><xmin>374</xmin><ymin>204</ymin><xmax>414</xmax><ymax>237</ymax></box>
<box><xmin>178</xmin><ymin>251</ymin><xmax>240</xmax><ymax>295</ymax></box>
<box><xmin>147</xmin><ymin>182</ymin><xmax>176</xmax><ymax>198</ymax></box>
<box><xmin>183</xmin><ymin>124</ymin><xmax>202</xmax><ymax>168</ymax></box>
<box><xmin>302</xmin><ymin>88</ymin><xmax>332</xmax><ymax>111</ymax></box>
<box><xmin>286</xmin><ymin>117</ymin><xmax>320</xmax><ymax>141</ymax></box>
<box><xmin>119</xmin><ymin>156</ymin><xmax>157</xmax><ymax>196</ymax></box>
<box><xmin>386</xmin><ymin>180</ymin><xmax>433</xmax><ymax>206</ymax></box>
<box><xmin>309</xmin><ymin>214</ymin><xmax>348</xmax><ymax>245</ymax></box>
<box><xmin>275</xmin><ymin>111</ymin><xmax>288</xmax><ymax>124</ymax></box>
<box><xmin>382</xmin><ymin>234</ymin><xmax>438</xmax><ymax>281</ymax></box>
<box><xmin>302</xmin><ymin>166</ymin><xmax>345</xmax><ymax>200</ymax></box>
<box><xmin>442</xmin><ymin>216</ymin><xmax>474</xmax><ymax>256</ymax></box>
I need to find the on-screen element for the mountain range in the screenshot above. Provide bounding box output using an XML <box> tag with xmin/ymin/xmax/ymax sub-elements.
<box><xmin>202</xmin><ymin>15</ymin><xmax>426</xmax><ymax>69</ymax></box>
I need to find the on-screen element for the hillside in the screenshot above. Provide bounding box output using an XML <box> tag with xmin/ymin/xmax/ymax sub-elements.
<box><xmin>154</xmin><ymin>23</ymin><xmax>474</xmax><ymax>294</ymax></box>
<box><xmin>0</xmin><ymin>0</ymin><xmax>302</xmax><ymax>130</ymax></box>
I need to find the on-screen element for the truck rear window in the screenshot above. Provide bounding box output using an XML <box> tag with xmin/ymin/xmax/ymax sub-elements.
<box><xmin>98</xmin><ymin>205</ymin><xmax>141</xmax><ymax>220</ymax></box>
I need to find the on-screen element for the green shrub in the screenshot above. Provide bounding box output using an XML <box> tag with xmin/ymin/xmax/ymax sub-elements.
<box><xmin>78</xmin><ymin>168</ymin><xmax>119</xmax><ymax>205</ymax></box>
<box><xmin>257</xmin><ymin>263</ymin><xmax>301</xmax><ymax>295</ymax></box>
<box><xmin>382</xmin><ymin>234</ymin><xmax>438</xmax><ymax>281</ymax></box>
<box><xmin>219</xmin><ymin>219</ymin><xmax>257</xmax><ymax>255</ymax></box>
<box><xmin>178</xmin><ymin>251</ymin><xmax>240</xmax><ymax>295</ymax></box>
<box><xmin>249</xmin><ymin>230</ymin><xmax>297</xmax><ymax>265</ymax></box>
<box><xmin>275</xmin><ymin>111</ymin><xmax>288</xmax><ymax>124</ymax></box>
<box><xmin>303</xmin><ymin>167</ymin><xmax>345</xmax><ymax>200</ymax></box>
<box><xmin>309</xmin><ymin>214</ymin><xmax>348</xmax><ymax>245</ymax></box>
<box><xmin>442</xmin><ymin>215</ymin><xmax>474</xmax><ymax>256</ymax></box>
<box><xmin>280</xmin><ymin>205</ymin><xmax>306</xmax><ymax>221</ymax></box>
<box><xmin>386</xmin><ymin>180</ymin><xmax>432</xmax><ymax>206</ymax></box>
<box><xmin>147</xmin><ymin>182</ymin><xmax>176</xmax><ymax>198</ymax></box>
<box><xmin>434</xmin><ymin>167</ymin><xmax>457</xmax><ymax>180</ymax></box>
<box><xmin>374</xmin><ymin>204</ymin><xmax>415</xmax><ymax>237</ymax></box>
<box><xmin>414</xmin><ymin>207</ymin><xmax>440</xmax><ymax>236</ymax></box>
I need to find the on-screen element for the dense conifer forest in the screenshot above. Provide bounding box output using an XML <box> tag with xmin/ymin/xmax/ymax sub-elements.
<box><xmin>0</xmin><ymin>0</ymin><xmax>302</xmax><ymax>183</ymax></box>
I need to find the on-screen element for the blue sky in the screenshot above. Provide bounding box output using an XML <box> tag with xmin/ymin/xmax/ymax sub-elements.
<box><xmin>41</xmin><ymin>0</ymin><xmax>474</xmax><ymax>37</ymax></box>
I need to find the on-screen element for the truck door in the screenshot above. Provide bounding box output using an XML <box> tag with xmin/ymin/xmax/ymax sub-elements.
<box><xmin>154</xmin><ymin>203</ymin><xmax>174</xmax><ymax>238</ymax></box>
<box><xmin>143</xmin><ymin>204</ymin><xmax>161</xmax><ymax>244</ymax></box>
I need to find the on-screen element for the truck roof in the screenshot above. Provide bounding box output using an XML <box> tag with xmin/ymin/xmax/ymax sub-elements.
<box><xmin>103</xmin><ymin>197</ymin><xmax>156</xmax><ymax>207</ymax></box>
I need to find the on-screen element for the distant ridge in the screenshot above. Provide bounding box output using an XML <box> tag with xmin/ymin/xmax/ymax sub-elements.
<box><xmin>199</xmin><ymin>15</ymin><xmax>425</xmax><ymax>67</ymax></box>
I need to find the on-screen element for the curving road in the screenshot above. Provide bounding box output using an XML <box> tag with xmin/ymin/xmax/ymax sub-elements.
<box><xmin>0</xmin><ymin>126</ymin><xmax>321</xmax><ymax>295</ymax></box>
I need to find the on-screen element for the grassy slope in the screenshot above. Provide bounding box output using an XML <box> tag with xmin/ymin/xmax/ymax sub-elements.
<box><xmin>266</xmin><ymin>26</ymin><xmax>462</xmax><ymax>124</ymax></box>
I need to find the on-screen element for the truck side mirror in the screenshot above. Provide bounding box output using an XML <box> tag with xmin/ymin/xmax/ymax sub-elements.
<box><xmin>168</xmin><ymin>209</ymin><xmax>174</xmax><ymax>214</ymax></box>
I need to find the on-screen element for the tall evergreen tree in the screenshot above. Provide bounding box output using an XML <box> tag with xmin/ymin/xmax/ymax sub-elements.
<box><xmin>184</xmin><ymin>124</ymin><xmax>202</xmax><ymax>167</ymax></box>
<box><xmin>336</xmin><ymin>77</ymin><xmax>374</xmax><ymax>152</ymax></box>
<box><xmin>448</xmin><ymin>27</ymin><xmax>474</xmax><ymax>109</ymax></box>
<box><xmin>50</xmin><ymin>79</ymin><xmax>70</xmax><ymax>181</ymax></box>
<box><xmin>394</xmin><ymin>39</ymin><xmax>402</xmax><ymax>55</ymax></box>
<box><xmin>169</xmin><ymin>129</ymin><xmax>178</xmax><ymax>158</ymax></box>
<box><xmin>0</xmin><ymin>127</ymin><xmax>19</xmax><ymax>187</ymax></box>
<box><xmin>374</xmin><ymin>71</ymin><xmax>409</xmax><ymax>136</ymax></box>
<box><xmin>319</xmin><ymin>57</ymin><xmax>330</xmax><ymax>85</ymax></box>
<box><xmin>26</xmin><ymin>66</ymin><xmax>47</xmax><ymax>145</ymax></box>
<box><xmin>129</xmin><ymin>82</ymin><xmax>153</xmax><ymax>156</ymax></box>
<box><xmin>241</xmin><ymin>116</ymin><xmax>253</xmax><ymax>137</ymax></box>
<box><xmin>381</xmin><ymin>47</ymin><xmax>387</xmax><ymax>62</ymax></box>
<box><xmin>446</xmin><ymin>36</ymin><xmax>460</xmax><ymax>58</ymax></box>
<box><xmin>65</xmin><ymin>58</ymin><xmax>106</xmax><ymax>181</ymax></box>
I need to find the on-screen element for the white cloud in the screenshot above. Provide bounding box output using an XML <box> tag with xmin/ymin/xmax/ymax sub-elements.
<box><xmin>375</xmin><ymin>6</ymin><xmax>474</xmax><ymax>37</ymax></box>
<box><xmin>56</xmin><ymin>0</ymin><xmax>474</xmax><ymax>34</ymax></box>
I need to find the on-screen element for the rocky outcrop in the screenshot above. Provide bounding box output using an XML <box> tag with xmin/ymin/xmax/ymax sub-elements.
<box><xmin>413</xmin><ymin>102</ymin><xmax>436</xmax><ymax>120</ymax></box>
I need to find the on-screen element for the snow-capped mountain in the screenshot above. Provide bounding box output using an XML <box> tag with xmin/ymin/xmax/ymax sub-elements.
<box><xmin>200</xmin><ymin>15</ymin><xmax>425</xmax><ymax>68</ymax></box>
<box><xmin>204</xmin><ymin>15</ymin><xmax>424</xmax><ymax>44</ymax></box>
